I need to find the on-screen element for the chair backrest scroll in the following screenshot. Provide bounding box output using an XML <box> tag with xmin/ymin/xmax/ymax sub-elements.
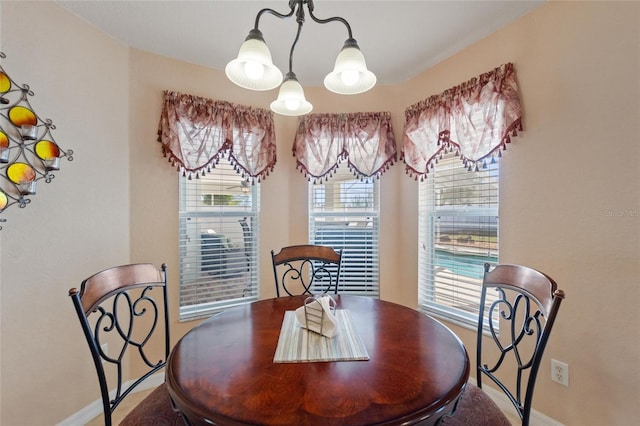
<box><xmin>271</xmin><ymin>245</ymin><xmax>342</xmax><ymax>297</ymax></box>
<box><xmin>69</xmin><ymin>263</ymin><xmax>170</xmax><ymax>426</ymax></box>
<box><xmin>476</xmin><ymin>263</ymin><xmax>565</xmax><ymax>426</ymax></box>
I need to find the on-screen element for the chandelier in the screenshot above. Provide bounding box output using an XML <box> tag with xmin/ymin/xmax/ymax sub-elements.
<box><xmin>225</xmin><ymin>0</ymin><xmax>376</xmax><ymax>116</ymax></box>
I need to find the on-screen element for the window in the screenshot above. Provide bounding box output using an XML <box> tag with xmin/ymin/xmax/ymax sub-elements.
<box><xmin>309</xmin><ymin>167</ymin><xmax>379</xmax><ymax>296</ymax></box>
<box><xmin>418</xmin><ymin>152</ymin><xmax>499</xmax><ymax>329</ymax></box>
<box><xmin>178</xmin><ymin>161</ymin><xmax>259</xmax><ymax>320</ymax></box>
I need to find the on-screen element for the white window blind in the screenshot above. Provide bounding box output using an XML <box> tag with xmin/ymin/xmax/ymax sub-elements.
<box><xmin>309</xmin><ymin>167</ymin><xmax>379</xmax><ymax>296</ymax></box>
<box><xmin>178</xmin><ymin>161</ymin><xmax>259</xmax><ymax>320</ymax></box>
<box><xmin>418</xmin><ymin>152</ymin><xmax>499</xmax><ymax>329</ymax></box>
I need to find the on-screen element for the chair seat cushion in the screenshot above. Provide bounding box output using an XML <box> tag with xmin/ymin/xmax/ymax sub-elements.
<box><xmin>120</xmin><ymin>384</ymin><xmax>184</xmax><ymax>426</ymax></box>
<box><xmin>440</xmin><ymin>383</ymin><xmax>512</xmax><ymax>425</ymax></box>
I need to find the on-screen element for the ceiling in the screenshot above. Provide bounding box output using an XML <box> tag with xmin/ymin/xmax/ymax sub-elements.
<box><xmin>56</xmin><ymin>0</ymin><xmax>544</xmax><ymax>87</ymax></box>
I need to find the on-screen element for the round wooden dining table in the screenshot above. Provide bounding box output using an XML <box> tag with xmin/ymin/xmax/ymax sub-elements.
<box><xmin>167</xmin><ymin>295</ymin><xmax>469</xmax><ymax>426</ymax></box>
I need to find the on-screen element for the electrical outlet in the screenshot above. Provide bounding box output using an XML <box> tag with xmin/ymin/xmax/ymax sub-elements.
<box><xmin>100</xmin><ymin>343</ymin><xmax>108</xmax><ymax>356</ymax></box>
<box><xmin>551</xmin><ymin>359</ymin><xmax>569</xmax><ymax>386</ymax></box>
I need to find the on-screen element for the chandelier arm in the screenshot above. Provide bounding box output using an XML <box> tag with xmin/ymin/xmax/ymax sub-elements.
<box><xmin>253</xmin><ymin>4</ymin><xmax>296</xmax><ymax>30</ymax></box>
<box><xmin>307</xmin><ymin>3</ymin><xmax>353</xmax><ymax>39</ymax></box>
<box><xmin>287</xmin><ymin>19</ymin><xmax>304</xmax><ymax>74</ymax></box>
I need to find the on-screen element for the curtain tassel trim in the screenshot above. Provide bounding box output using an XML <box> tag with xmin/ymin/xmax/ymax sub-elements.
<box><xmin>401</xmin><ymin>63</ymin><xmax>523</xmax><ymax>180</ymax></box>
<box><xmin>157</xmin><ymin>90</ymin><xmax>277</xmax><ymax>183</ymax></box>
<box><xmin>293</xmin><ymin>112</ymin><xmax>397</xmax><ymax>182</ymax></box>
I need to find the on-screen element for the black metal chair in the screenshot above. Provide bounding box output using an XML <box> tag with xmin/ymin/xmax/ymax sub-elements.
<box><xmin>441</xmin><ymin>263</ymin><xmax>565</xmax><ymax>426</ymax></box>
<box><xmin>271</xmin><ymin>244</ymin><xmax>342</xmax><ymax>297</ymax></box>
<box><xmin>69</xmin><ymin>263</ymin><xmax>183</xmax><ymax>426</ymax></box>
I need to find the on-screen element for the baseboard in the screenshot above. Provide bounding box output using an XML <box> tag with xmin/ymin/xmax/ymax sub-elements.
<box><xmin>57</xmin><ymin>373</ymin><xmax>164</xmax><ymax>426</ymax></box>
<box><xmin>477</xmin><ymin>380</ymin><xmax>564</xmax><ymax>426</ymax></box>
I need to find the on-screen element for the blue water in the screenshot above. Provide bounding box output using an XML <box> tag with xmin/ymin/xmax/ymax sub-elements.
<box><xmin>435</xmin><ymin>250</ymin><xmax>497</xmax><ymax>280</ymax></box>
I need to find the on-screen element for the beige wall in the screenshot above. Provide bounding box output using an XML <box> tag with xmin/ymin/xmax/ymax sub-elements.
<box><xmin>0</xmin><ymin>1</ymin><xmax>131</xmax><ymax>424</ymax></box>
<box><xmin>419</xmin><ymin>2</ymin><xmax>639</xmax><ymax>424</ymax></box>
<box><xmin>0</xmin><ymin>1</ymin><xmax>638</xmax><ymax>425</ymax></box>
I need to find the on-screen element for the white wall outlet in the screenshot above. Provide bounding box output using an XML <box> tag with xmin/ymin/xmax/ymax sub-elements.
<box><xmin>551</xmin><ymin>359</ymin><xmax>569</xmax><ymax>386</ymax></box>
<box><xmin>100</xmin><ymin>343</ymin><xmax>108</xmax><ymax>356</ymax></box>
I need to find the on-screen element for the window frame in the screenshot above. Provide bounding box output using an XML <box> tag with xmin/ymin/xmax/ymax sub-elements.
<box><xmin>308</xmin><ymin>168</ymin><xmax>380</xmax><ymax>297</ymax></box>
<box><xmin>178</xmin><ymin>162</ymin><xmax>260</xmax><ymax>321</ymax></box>
<box><xmin>418</xmin><ymin>152</ymin><xmax>499</xmax><ymax>330</ymax></box>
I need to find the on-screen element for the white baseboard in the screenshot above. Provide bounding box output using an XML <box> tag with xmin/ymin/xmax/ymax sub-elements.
<box><xmin>477</xmin><ymin>380</ymin><xmax>564</xmax><ymax>426</ymax></box>
<box><xmin>57</xmin><ymin>373</ymin><xmax>164</xmax><ymax>426</ymax></box>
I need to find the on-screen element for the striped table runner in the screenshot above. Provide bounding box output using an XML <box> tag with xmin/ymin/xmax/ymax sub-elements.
<box><xmin>273</xmin><ymin>310</ymin><xmax>370</xmax><ymax>363</ymax></box>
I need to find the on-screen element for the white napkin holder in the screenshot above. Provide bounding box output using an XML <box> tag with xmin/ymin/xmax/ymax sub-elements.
<box><xmin>295</xmin><ymin>295</ymin><xmax>338</xmax><ymax>338</ymax></box>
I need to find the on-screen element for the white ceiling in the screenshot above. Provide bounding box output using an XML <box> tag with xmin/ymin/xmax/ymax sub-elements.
<box><xmin>56</xmin><ymin>0</ymin><xmax>544</xmax><ymax>87</ymax></box>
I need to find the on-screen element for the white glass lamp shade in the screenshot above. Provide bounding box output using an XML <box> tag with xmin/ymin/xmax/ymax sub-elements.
<box><xmin>225</xmin><ymin>30</ymin><xmax>283</xmax><ymax>91</ymax></box>
<box><xmin>270</xmin><ymin>73</ymin><xmax>313</xmax><ymax>116</ymax></box>
<box><xmin>324</xmin><ymin>39</ymin><xmax>376</xmax><ymax>95</ymax></box>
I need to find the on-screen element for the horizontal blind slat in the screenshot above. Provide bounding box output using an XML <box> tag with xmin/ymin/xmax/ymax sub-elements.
<box><xmin>309</xmin><ymin>167</ymin><xmax>379</xmax><ymax>297</ymax></box>
<box><xmin>179</xmin><ymin>160</ymin><xmax>260</xmax><ymax>319</ymax></box>
<box><xmin>418</xmin><ymin>153</ymin><xmax>499</xmax><ymax>330</ymax></box>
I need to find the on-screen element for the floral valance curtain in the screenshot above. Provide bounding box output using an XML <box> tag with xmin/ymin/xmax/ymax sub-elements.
<box><xmin>293</xmin><ymin>112</ymin><xmax>397</xmax><ymax>182</ymax></box>
<box><xmin>157</xmin><ymin>90</ymin><xmax>276</xmax><ymax>182</ymax></box>
<box><xmin>402</xmin><ymin>63</ymin><xmax>523</xmax><ymax>179</ymax></box>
